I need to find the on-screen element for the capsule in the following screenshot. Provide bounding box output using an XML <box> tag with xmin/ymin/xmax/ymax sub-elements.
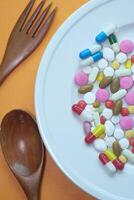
<box><xmin>80</xmin><ymin>51</ymin><xmax>103</xmax><ymax>66</ymax></box>
<box><xmin>96</xmin><ymin>24</ymin><xmax>116</xmax><ymax>44</ymax></box>
<box><xmin>108</xmin><ymin>33</ymin><xmax>120</xmax><ymax>53</ymax></box>
<box><xmin>122</xmin><ymin>149</ymin><xmax>134</xmax><ymax>163</ymax></box>
<box><xmin>99</xmin><ymin>153</ymin><xmax>116</xmax><ymax>173</ymax></box>
<box><xmin>104</xmin><ymin>149</ymin><xmax>124</xmax><ymax>170</ymax></box>
<box><xmin>79</xmin><ymin>44</ymin><xmax>102</xmax><ymax>59</ymax></box>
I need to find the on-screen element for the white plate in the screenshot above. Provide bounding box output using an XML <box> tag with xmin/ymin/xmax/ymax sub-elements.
<box><xmin>35</xmin><ymin>0</ymin><xmax>134</xmax><ymax>199</ymax></box>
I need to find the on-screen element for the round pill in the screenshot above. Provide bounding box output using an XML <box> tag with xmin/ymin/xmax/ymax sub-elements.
<box><xmin>84</xmin><ymin>92</ymin><xmax>96</xmax><ymax>104</ymax></box>
<box><xmin>105</xmin><ymin>120</ymin><xmax>115</xmax><ymax>136</ymax></box>
<box><xmin>114</xmin><ymin>128</ymin><xmax>124</xmax><ymax>140</ymax></box>
<box><xmin>105</xmin><ymin>137</ymin><xmax>116</xmax><ymax>148</ymax></box>
<box><xmin>125</xmin><ymin>91</ymin><xmax>134</xmax><ymax>105</ymax></box>
<box><xmin>98</xmin><ymin>58</ymin><xmax>108</xmax><ymax>69</ymax></box>
<box><xmin>120</xmin><ymin>76</ymin><xmax>133</xmax><ymax>89</ymax></box>
<box><xmin>93</xmin><ymin>138</ymin><xmax>107</xmax><ymax>152</ymax></box>
<box><xmin>96</xmin><ymin>89</ymin><xmax>110</xmax><ymax>102</ymax></box>
<box><xmin>119</xmin><ymin>138</ymin><xmax>129</xmax><ymax>149</ymax></box>
<box><xmin>103</xmin><ymin>47</ymin><xmax>115</xmax><ymax>61</ymax></box>
<box><xmin>120</xmin><ymin>107</ymin><xmax>129</xmax><ymax>116</ymax></box>
<box><xmin>111</xmin><ymin>60</ymin><xmax>120</xmax><ymax>70</ymax></box>
<box><xmin>116</xmin><ymin>52</ymin><xmax>127</xmax><ymax>64</ymax></box>
<box><xmin>120</xmin><ymin>40</ymin><xmax>134</xmax><ymax>54</ymax></box>
<box><xmin>74</xmin><ymin>71</ymin><xmax>88</xmax><ymax>86</ymax></box>
<box><xmin>102</xmin><ymin>108</ymin><xmax>113</xmax><ymax>119</ymax></box>
<box><xmin>131</xmin><ymin>55</ymin><xmax>134</xmax><ymax>63</ymax></box>
<box><xmin>105</xmin><ymin>100</ymin><xmax>114</xmax><ymax>109</ymax></box>
<box><xmin>104</xmin><ymin>67</ymin><xmax>114</xmax><ymax>77</ymax></box>
<box><xmin>111</xmin><ymin>116</ymin><xmax>120</xmax><ymax>124</ymax></box>
<box><xmin>120</xmin><ymin>116</ymin><xmax>134</xmax><ymax>130</ymax></box>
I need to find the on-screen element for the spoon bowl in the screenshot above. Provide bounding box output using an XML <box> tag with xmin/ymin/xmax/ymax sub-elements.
<box><xmin>0</xmin><ymin>110</ymin><xmax>45</xmax><ymax>200</ymax></box>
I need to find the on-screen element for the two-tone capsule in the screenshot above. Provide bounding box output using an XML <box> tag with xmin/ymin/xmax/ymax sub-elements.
<box><xmin>96</xmin><ymin>24</ymin><xmax>116</xmax><ymax>44</ymax></box>
<box><xmin>99</xmin><ymin>153</ymin><xmax>116</xmax><ymax>173</ymax></box>
<box><xmin>85</xmin><ymin>124</ymin><xmax>105</xmax><ymax>144</ymax></box>
<box><xmin>104</xmin><ymin>149</ymin><xmax>124</xmax><ymax>170</ymax></box>
<box><xmin>108</xmin><ymin>33</ymin><xmax>120</xmax><ymax>53</ymax></box>
<box><xmin>79</xmin><ymin>44</ymin><xmax>102</xmax><ymax>59</ymax></box>
<box><xmin>80</xmin><ymin>51</ymin><xmax>103</xmax><ymax>66</ymax></box>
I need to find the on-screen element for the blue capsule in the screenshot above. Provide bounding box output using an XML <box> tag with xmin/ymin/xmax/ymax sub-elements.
<box><xmin>79</xmin><ymin>49</ymin><xmax>92</xmax><ymax>59</ymax></box>
<box><xmin>96</xmin><ymin>32</ymin><xmax>107</xmax><ymax>43</ymax></box>
<box><xmin>92</xmin><ymin>51</ymin><xmax>103</xmax><ymax>62</ymax></box>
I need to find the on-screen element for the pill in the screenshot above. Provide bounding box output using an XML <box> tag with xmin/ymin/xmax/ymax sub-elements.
<box><xmin>79</xmin><ymin>44</ymin><xmax>102</xmax><ymax>59</ymax></box>
<box><xmin>82</xmin><ymin>66</ymin><xmax>92</xmax><ymax>74</ymax></box>
<box><xmin>110</xmin><ymin>78</ymin><xmax>120</xmax><ymax>93</ymax></box>
<box><xmin>92</xmin><ymin>124</ymin><xmax>105</xmax><ymax>138</ymax></box>
<box><xmin>125</xmin><ymin>130</ymin><xmax>134</xmax><ymax>139</ymax></box>
<box><xmin>78</xmin><ymin>84</ymin><xmax>93</xmax><ymax>94</ymax></box>
<box><xmin>74</xmin><ymin>71</ymin><xmax>88</xmax><ymax>86</ymax></box>
<box><xmin>114</xmin><ymin>128</ymin><xmax>124</xmax><ymax>140</ymax></box>
<box><xmin>99</xmin><ymin>153</ymin><xmax>116</xmax><ymax>173</ymax></box>
<box><xmin>96</xmin><ymin>89</ymin><xmax>110</xmax><ymax>102</ymax></box>
<box><xmin>120</xmin><ymin>76</ymin><xmax>133</xmax><ymax>89</ymax></box>
<box><xmin>96</xmin><ymin>24</ymin><xmax>116</xmax><ymax>43</ymax></box>
<box><xmin>104</xmin><ymin>67</ymin><xmax>114</xmax><ymax>77</ymax></box>
<box><xmin>111</xmin><ymin>60</ymin><xmax>120</xmax><ymax>70</ymax></box>
<box><xmin>118</xmin><ymin>155</ymin><xmax>127</xmax><ymax>164</ymax></box>
<box><xmin>128</xmin><ymin>106</ymin><xmax>134</xmax><ymax>114</ymax></box>
<box><xmin>112</xmin><ymin>100</ymin><xmax>122</xmax><ymax>115</ymax></box>
<box><xmin>111</xmin><ymin>89</ymin><xmax>127</xmax><ymax>101</ymax></box>
<box><xmin>125</xmin><ymin>91</ymin><xmax>134</xmax><ymax>105</ymax></box>
<box><xmin>115</xmin><ymin>69</ymin><xmax>131</xmax><ymax>77</ymax></box>
<box><xmin>96</xmin><ymin>71</ymin><xmax>104</xmax><ymax>81</ymax></box>
<box><xmin>80</xmin><ymin>52</ymin><xmax>103</xmax><ymax>66</ymax></box>
<box><xmin>116</xmin><ymin>52</ymin><xmax>127</xmax><ymax>63</ymax></box>
<box><xmin>112</xmin><ymin>141</ymin><xmax>122</xmax><ymax>157</ymax></box>
<box><xmin>99</xmin><ymin>77</ymin><xmax>113</xmax><ymax>89</ymax></box>
<box><xmin>105</xmin><ymin>120</ymin><xmax>115</xmax><ymax>136</ymax></box>
<box><xmin>85</xmin><ymin>132</ymin><xmax>96</xmax><ymax>144</ymax></box>
<box><xmin>89</xmin><ymin>67</ymin><xmax>99</xmax><ymax>83</ymax></box>
<box><xmin>102</xmin><ymin>108</ymin><xmax>113</xmax><ymax>119</ymax></box>
<box><xmin>100</xmin><ymin>116</ymin><xmax>106</xmax><ymax>124</ymax></box>
<box><xmin>120</xmin><ymin>116</ymin><xmax>134</xmax><ymax>130</ymax></box>
<box><xmin>120</xmin><ymin>107</ymin><xmax>129</xmax><ymax>116</ymax></box>
<box><xmin>105</xmin><ymin>100</ymin><xmax>114</xmax><ymax>109</ymax></box>
<box><xmin>104</xmin><ymin>149</ymin><xmax>124</xmax><ymax>170</ymax></box>
<box><xmin>111</xmin><ymin>116</ymin><xmax>120</xmax><ymax>124</ymax></box>
<box><xmin>93</xmin><ymin>112</ymin><xmax>100</xmax><ymax>126</ymax></box>
<box><xmin>129</xmin><ymin>138</ymin><xmax>134</xmax><ymax>146</ymax></box>
<box><xmin>125</xmin><ymin>59</ymin><xmax>132</xmax><ymax>69</ymax></box>
<box><xmin>105</xmin><ymin>137</ymin><xmax>116</xmax><ymax>147</ymax></box>
<box><xmin>98</xmin><ymin>58</ymin><xmax>108</xmax><ymax>70</ymax></box>
<box><xmin>131</xmin><ymin>65</ymin><xmax>134</xmax><ymax>73</ymax></box>
<box><xmin>93</xmin><ymin>138</ymin><xmax>107</xmax><ymax>152</ymax></box>
<box><xmin>95</xmin><ymin>106</ymin><xmax>103</xmax><ymax>114</ymax></box>
<box><xmin>103</xmin><ymin>47</ymin><xmax>115</xmax><ymax>62</ymax></box>
<box><xmin>77</xmin><ymin>100</ymin><xmax>87</xmax><ymax>109</ymax></box>
<box><xmin>131</xmin><ymin>55</ymin><xmax>134</xmax><ymax>63</ymax></box>
<box><xmin>84</xmin><ymin>92</ymin><xmax>96</xmax><ymax>104</ymax></box>
<box><xmin>120</xmin><ymin>40</ymin><xmax>134</xmax><ymax>54</ymax></box>
<box><xmin>93</xmin><ymin>100</ymin><xmax>100</xmax><ymax>108</ymax></box>
<box><xmin>119</xmin><ymin>138</ymin><xmax>129</xmax><ymax>150</ymax></box>
<box><xmin>122</xmin><ymin>149</ymin><xmax>134</xmax><ymax>163</ymax></box>
<box><xmin>108</xmin><ymin>34</ymin><xmax>120</xmax><ymax>53</ymax></box>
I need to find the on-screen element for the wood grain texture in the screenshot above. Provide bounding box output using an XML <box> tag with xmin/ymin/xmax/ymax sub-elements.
<box><xmin>0</xmin><ymin>0</ymin><xmax>95</xmax><ymax>199</ymax></box>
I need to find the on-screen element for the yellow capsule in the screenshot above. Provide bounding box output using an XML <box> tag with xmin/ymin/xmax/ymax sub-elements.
<box><xmin>93</xmin><ymin>100</ymin><xmax>100</xmax><ymax>108</ymax></box>
<box><xmin>125</xmin><ymin>130</ymin><xmax>134</xmax><ymax>139</ymax></box>
<box><xmin>118</xmin><ymin>155</ymin><xmax>127</xmax><ymax>164</ymax></box>
<box><xmin>99</xmin><ymin>132</ymin><xmax>106</xmax><ymax>139</ymax></box>
<box><xmin>128</xmin><ymin>106</ymin><xmax>134</xmax><ymax>114</ymax></box>
<box><xmin>125</xmin><ymin>59</ymin><xmax>132</xmax><ymax>69</ymax></box>
<box><xmin>111</xmin><ymin>60</ymin><xmax>120</xmax><ymax>70</ymax></box>
<box><xmin>92</xmin><ymin>124</ymin><xmax>105</xmax><ymax>137</ymax></box>
<box><xmin>104</xmin><ymin>149</ymin><xmax>117</xmax><ymax>161</ymax></box>
<box><xmin>96</xmin><ymin>72</ymin><xmax>104</xmax><ymax>81</ymax></box>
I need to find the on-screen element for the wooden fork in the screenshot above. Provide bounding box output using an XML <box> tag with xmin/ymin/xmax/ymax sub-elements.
<box><xmin>0</xmin><ymin>0</ymin><xmax>57</xmax><ymax>85</ymax></box>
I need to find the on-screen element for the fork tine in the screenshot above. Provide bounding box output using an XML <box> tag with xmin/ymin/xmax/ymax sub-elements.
<box><xmin>30</xmin><ymin>3</ymin><xmax>52</xmax><ymax>36</ymax></box>
<box><xmin>35</xmin><ymin>8</ymin><xmax>57</xmax><ymax>40</ymax></box>
<box><xmin>15</xmin><ymin>0</ymin><xmax>36</xmax><ymax>31</ymax></box>
<box><xmin>23</xmin><ymin>0</ymin><xmax>46</xmax><ymax>33</ymax></box>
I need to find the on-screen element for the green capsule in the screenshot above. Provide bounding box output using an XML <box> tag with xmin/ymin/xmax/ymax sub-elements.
<box><xmin>95</xmin><ymin>106</ymin><xmax>103</xmax><ymax>114</ymax></box>
<box><xmin>108</xmin><ymin>33</ymin><xmax>118</xmax><ymax>44</ymax></box>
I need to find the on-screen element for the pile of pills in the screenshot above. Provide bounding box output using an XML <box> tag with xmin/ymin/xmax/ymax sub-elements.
<box><xmin>72</xmin><ymin>24</ymin><xmax>134</xmax><ymax>174</ymax></box>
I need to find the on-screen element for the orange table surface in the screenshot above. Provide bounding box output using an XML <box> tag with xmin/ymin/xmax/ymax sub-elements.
<box><xmin>0</xmin><ymin>1</ymin><xmax>95</xmax><ymax>200</ymax></box>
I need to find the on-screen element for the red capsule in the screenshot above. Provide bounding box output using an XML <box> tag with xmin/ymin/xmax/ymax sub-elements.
<box><xmin>72</xmin><ymin>104</ymin><xmax>83</xmax><ymax>115</ymax></box>
<box><xmin>131</xmin><ymin>55</ymin><xmax>134</xmax><ymax>63</ymax></box>
<box><xmin>100</xmin><ymin>116</ymin><xmax>106</xmax><ymax>124</ymax></box>
<box><xmin>78</xmin><ymin>100</ymin><xmax>87</xmax><ymax>109</ymax></box>
<box><xmin>112</xmin><ymin>159</ymin><xmax>124</xmax><ymax>170</ymax></box>
<box><xmin>105</xmin><ymin>100</ymin><xmax>114</xmax><ymax>109</ymax></box>
<box><xmin>129</xmin><ymin>138</ymin><xmax>134</xmax><ymax>146</ymax></box>
<box><xmin>131</xmin><ymin>146</ymin><xmax>134</xmax><ymax>153</ymax></box>
<box><xmin>99</xmin><ymin>153</ymin><xmax>109</xmax><ymax>165</ymax></box>
<box><xmin>85</xmin><ymin>132</ymin><xmax>96</xmax><ymax>144</ymax></box>
<box><xmin>120</xmin><ymin>107</ymin><xmax>129</xmax><ymax>116</ymax></box>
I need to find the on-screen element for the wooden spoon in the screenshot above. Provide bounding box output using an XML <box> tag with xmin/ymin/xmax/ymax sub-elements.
<box><xmin>0</xmin><ymin>110</ymin><xmax>45</xmax><ymax>200</ymax></box>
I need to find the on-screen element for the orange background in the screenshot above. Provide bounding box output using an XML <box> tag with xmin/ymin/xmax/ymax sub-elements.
<box><xmin>0</xmin><ymin>0</ymin><xmax>95</xmax><ymax>200</ymax></box>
